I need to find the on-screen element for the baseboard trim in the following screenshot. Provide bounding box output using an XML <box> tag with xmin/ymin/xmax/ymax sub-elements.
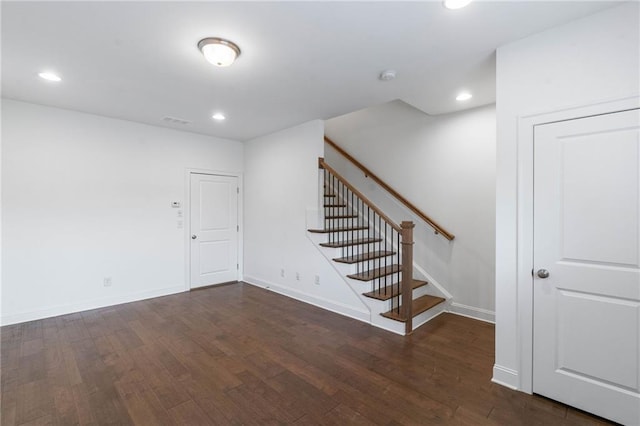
<box><xmin>243</xmin><ymin>276</ymin><xmax>370</xmax><ymax>324</ymax></box>
<box><xmin>448</xmin><ymin>302</ymin><xmax>495</xmax><ymax>323</ymax></box>
<box><xmin>492</xmin><ymin>364</ymin><xmax>519</xmax><ymax>390</ymax></box>
<box><xmin>1</xmin><ymin>285</ymin><xmax>186</xmax><ymax>326</ymax></box>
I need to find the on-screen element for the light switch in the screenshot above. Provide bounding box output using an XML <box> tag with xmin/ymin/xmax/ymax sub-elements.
<box><xmin>171</xmin><ymin>201</ymin><xmax>181</xmax><ymax>208</ymax></box>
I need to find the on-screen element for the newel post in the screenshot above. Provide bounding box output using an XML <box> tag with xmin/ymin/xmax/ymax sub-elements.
<box><xmin>401</xmin><ymin>221</ymin><xmax>415</xmax><ymax>335</ymax></box>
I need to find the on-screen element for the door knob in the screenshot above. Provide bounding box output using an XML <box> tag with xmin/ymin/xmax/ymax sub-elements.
<box><xmin>537</xmin><ymin>269</ymin><xmax>550</xmax><ymax>279</ymax></box>
<box><xmin>191</xmin><ymin>235</ymin><xmax>197</xmax><ymax>240</ymax></box>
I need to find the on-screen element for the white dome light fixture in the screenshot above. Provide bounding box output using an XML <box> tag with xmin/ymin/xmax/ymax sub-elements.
<box><xmin>443</xmin><ymin>0</ymin><xmax>472</xmax><ymax>10</ymax></box>
<box><xmin>198</xmin><ymin>38</ymin><xmax>241</xmax><ymax>67</ymax></box>
<box><xmin>456</xmin><ymin>92</ymin><xmax>473</xmax><ymax>101</ymax></box>
<box><xmin>212</xmin><ymin>113</ymin><xmax>226</xmax><ymax>121</ymax></box>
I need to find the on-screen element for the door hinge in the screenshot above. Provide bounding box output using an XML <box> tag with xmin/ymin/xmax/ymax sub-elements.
<box><xmin>237</xmin><ymin>263</ymin><xmax>239</xmax><ymax>270</ymax></box>
<box><xmin>237</xmin><ymin>187</ymin><xmax>239</xmax><ymax>194</ymax></box>
<box><xmin>237</xmin><ymin>225</ymin><xmax>239</xmax><ymax>232</ymax></box>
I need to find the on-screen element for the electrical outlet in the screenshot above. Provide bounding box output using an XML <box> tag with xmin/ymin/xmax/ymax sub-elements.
<box><xmin>280</xmin><ymin>269</ymin><xmax>285</xmax><ymax>278</ymax></box>
<box><xmin>314</xmin><ymin>275</ymin><xmax>320</xmax><ymax>285</ymax></box>
<box><xmin>103</xmin><ymin>277</ymin><xmax>112</xmax><ymax>287</ymax></box>
<box><xmin>296</xmin><ymin>272</ymin><xmax>300</xmax><ymax>281</ymax></box>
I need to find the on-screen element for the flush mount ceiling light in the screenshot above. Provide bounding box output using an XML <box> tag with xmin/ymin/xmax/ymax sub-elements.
<box><xmin>212</xmin><ymin>113</ymin><xmax>226</xmax><ymax>121</ymax></box>
<box><xmin>456</xmin><ymin>92</ymin><xmax>473</xmax><ymax>101</ymax></box>
<box><xmin>38</xmin><ymin>71</ymin><xmax>62</xmax><ymax>82</ymax></box>
<box><xmin>198</xmin><ymin>38</ymin><xmax>241</xmax><ymax>67</ymax></box>
<box><xmin>443</xmin><ymin>0</ymin><xmax>472</xmax><ymax>10</ymax></box>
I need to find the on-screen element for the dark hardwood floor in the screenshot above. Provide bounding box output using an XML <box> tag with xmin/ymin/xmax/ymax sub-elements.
<box><xmin>1</xmin><ymin>282</ymin><xmax>613</xmax><ymax>425</ymax></box>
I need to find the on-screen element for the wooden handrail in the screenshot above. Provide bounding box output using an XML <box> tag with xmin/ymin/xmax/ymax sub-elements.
<box><xmin>319</xmin><ymin>158</ymin><xmax>401</xmax><ymax>233</ymax></box>
<box><xmin>324</xmin><ymin>136</ymin><xmax>455</xmax><ymax>241</ymax></box>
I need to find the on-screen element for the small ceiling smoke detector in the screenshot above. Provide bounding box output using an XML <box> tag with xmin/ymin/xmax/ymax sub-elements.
<box><xmin>198</xmin><ymin>38</ymin><xmax>241</xmax><ymax>67</ymax></box>
<box><xmin>379</xmin><ymin>70</ymin><xmax>397</xmax><ymax>81</ymax></box>
<box><xmin>443</xmin><ymin>0</ymin><xmax>472</xmax><ymax>10</ymax></box>
<box><xmin>212</xmin><ymin>113</ymin><xmax>226</xmax><ymax>121</ymax></box>
<box><xmin>456</xmin><ymin>92</ymin><xmax>473</xmax><ymax>101</ymax></box>
<box><xmin>38</xmin><ymin>71</ymin><xmax>61</xmax><ymax>82</ymax></box>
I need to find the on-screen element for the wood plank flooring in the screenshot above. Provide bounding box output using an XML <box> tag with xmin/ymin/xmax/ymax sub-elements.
<box><xmin>1</xmin><ymin>282</ymin><xmax>613</xmax><ymax>425</ymax></box>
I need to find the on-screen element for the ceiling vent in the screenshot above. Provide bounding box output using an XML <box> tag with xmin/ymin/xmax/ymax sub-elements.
<box><xmin>162</xmin><ymin>116</ymin><xmax>192</xmax><ymax>125</ymax></box>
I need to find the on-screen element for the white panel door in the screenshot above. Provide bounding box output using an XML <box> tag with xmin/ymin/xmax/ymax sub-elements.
<box><xmin>190</xmin><ymin>173</ymin><xmax>238</xmax><ymax>288</ymax></box>
<box><xmin>533</xmin><ymin>109</ymin><xmax>640</xmax><ymax>425</ymax></box>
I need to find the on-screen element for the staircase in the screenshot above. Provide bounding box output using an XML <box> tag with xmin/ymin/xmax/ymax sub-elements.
<box><xmin>308</xmin><ymin>158</ymin><xmax>447</xmax><ymax>335</ymax></box>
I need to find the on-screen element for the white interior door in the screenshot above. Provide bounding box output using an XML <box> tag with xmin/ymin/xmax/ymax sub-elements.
<box><xmin>533</xmin><ymin>109</ymin><xmax>640</xmax><ymax>425</ymax></box>
<box><xmin>190</xmin><ymin>173</ymin><xmax>238</xmax><ymax>288</ymax></box>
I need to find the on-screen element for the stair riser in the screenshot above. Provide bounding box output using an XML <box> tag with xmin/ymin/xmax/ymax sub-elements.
<box><xmin>407</xmin><ymin>283</ymin><xmax>431</xmax><ymax>301</ymax></box>
<box><xmin>342</xmin><ymin>258</ymin><xmax>401</xmax><ymax>274</ymax></box>
<box><xmin>323</xmin><ymin>214</ymin><xmax>359</xmax><ymax>220</ymax></box>
<box><xmin>346</xmin><ymin>274</ymin><xmax>405</xmax><ymax>290</ymax></box>
<box><xmin>410</xmin><ymin>302</ymin><xmax>448</xmax><ymax>332</ymax></box>
<box><xmin>337</xmin><ymin>256</ymin><xmax>398</xmax><ymax>274</ymax></box>
<box><xmin>323</xmin><ymin>214</ymin><xmax>380</xmax><ymax>225</ymax></box>
<box><xmin>322</xmin><ymin>204</ymin><xmax>349</xmax><ymax>210</ymax></box>
<box><xmin>321</xmin><ymin>235</ymin><xmax>399</xmax><ymax>255</ymax></box>
<box><xmin>323</xmin><ymin>209</ymin><xmax>381</xmax><ymax>223</ymax></box>
<box><xmin>321</xmin><ymin>230</ymin><xmax>371</xmax><ymax>241</ymax></box>
<box><xmin>361</xmin><ymin>283</ymin><xmax>431</xmax><ymax>305</ymax></box>
<box><xmin>321</xmin><ymin>218</ymin><xmax>397</xmax><ymax>241</ymax></box>
<box><xmin>336</xmin><ymin>242</ymin><xmax>400</xmax><ymax>257</ymax></box>
<box><xmin>322</xmin><ymin>218</ymin><xmax>365</xmax><ymax>229</ymax></box>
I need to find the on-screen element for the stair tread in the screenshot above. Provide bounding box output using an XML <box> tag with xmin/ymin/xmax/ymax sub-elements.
<box><xmin>363</xmin><ymin>280</ymin><xmax>428</xmax><ymax>301</ymax></box>
<box><xmin>324</xmin><ymin>194</ymin><xmax>336</xmax><ymax>197</ymax></box>
<box><xmin>347</xmin><ymin>264</ymin><xmax>400</xmax><ymax>281</ymax></box>
<box><xmin>333</xmin><ymin>250</ymin><xmax>395</xmax><ymax>264</ymax></box>
<box><xmin>381</xmin><ymin>295</ymin><xmax>446</xmax><ymax>322</ymax></box>
<box><xmin>308</xmin><ymin>226</ymin><xmax>368</xmax><ymax>234</ymax></box>
<box><xmin>319</xmin><ymin>237</ymin><xmax>382</xmax><ymax>248</ymax></box>
<box><xmin>324</xmin><ymin>203</ymin><xmax>346</xmax><ymax>208</ymax></box>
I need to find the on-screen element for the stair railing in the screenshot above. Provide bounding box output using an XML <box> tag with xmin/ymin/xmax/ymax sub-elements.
<box><xmin>319</xmin><ymin>158</ymin><xmax>414</xmax><ymax>334</ymax></box>
<box><xmin>324</xmin><ymin>136</ymin><xmax>454</xmax><ymax>241</ymax></box>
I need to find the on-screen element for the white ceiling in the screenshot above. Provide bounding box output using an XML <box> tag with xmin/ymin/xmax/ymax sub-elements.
<box><xmin>1</xmin><ymin>1</ymin><xmax>620</xmax><ymax>141</ymax></box>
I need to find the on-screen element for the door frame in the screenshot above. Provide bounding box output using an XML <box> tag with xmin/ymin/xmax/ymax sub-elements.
<box><xmin>515</xmin><ymin>95</ymin><xmax>640</xmax><ymax>393</ymax></box>
<box><xmin>184</xmin><ymin>168</ymin><xmax>243</xmax><ymax>291</ymax></box>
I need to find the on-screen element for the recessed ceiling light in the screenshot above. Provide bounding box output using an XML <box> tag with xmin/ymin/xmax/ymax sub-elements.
<box><xmin>38</xmin><ymin>71</ymin><xmax>61</xmax><ymax>82</ymax></box>
<box><xmin>456</xmin><ymin>92</ymin><xmax>473</xmax><ymax>101</ymax></box>
<box><xmin>443</xmin><ymin>0</ymin><xmax>472</xmax><ymax>10</ymax></box>
<box><xmin>379</xmin><ymin>70</ymin><xmax>397</xmax><ymax>81</ymax></box>
<box><xmin>198</xmin><ymin>38</ymin><xmax>241</xmax><ymax>67</ymax></box>
<box><xmin>212</xmin><ymin>113</ymin><xmax>226</xmax><ymax>121</ymax></box>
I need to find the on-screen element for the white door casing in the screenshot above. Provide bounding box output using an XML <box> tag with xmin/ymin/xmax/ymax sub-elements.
<box><xmin>533</xmin><ymin>109</ymin><xmax>640</xmax><ymax>425</ymax></box>
<box><xmin>190</xmin><ymin>173</ymin><xmax>239</xmax><ymax>288</ymax></box>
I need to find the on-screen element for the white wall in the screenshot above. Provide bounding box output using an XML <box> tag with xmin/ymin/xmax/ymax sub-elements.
<box><xmin>495</xmin><ymin>3</ymin><xmax>640</xmax><ymax>389</ymax></box>
<box><xmin>243</xmin><ymin>120</ymin><xmax>369</xmax><ymax>321</ymax></box>
<box><xmin>1</xmin><ymin>99</ymin><xmax>243</xmax><ymax>325</ymax></box>
<box><xmin>325</xmin><ymin>101</ymin><xmax>496</xmax><ymax>322</ymax></box>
